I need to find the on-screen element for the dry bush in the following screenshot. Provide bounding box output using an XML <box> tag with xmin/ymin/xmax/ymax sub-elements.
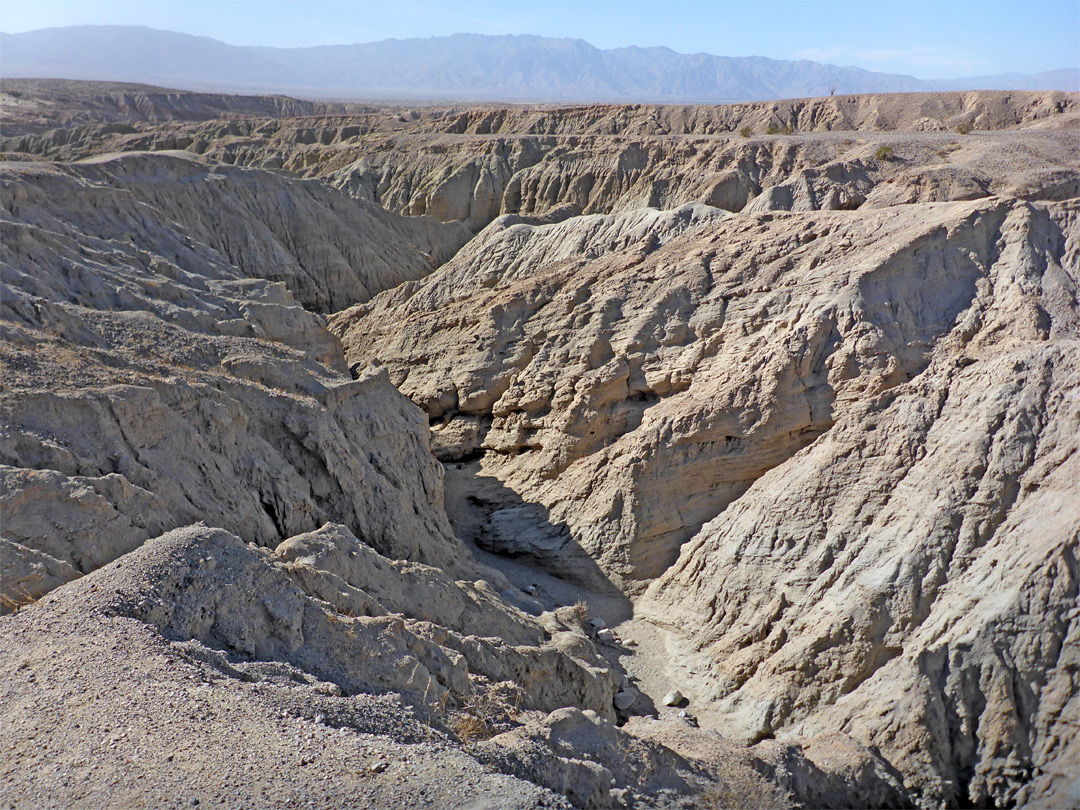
<box><xmin>739</xmin><ymin>126</ymin><xmax>753</xmax><ymax>138</ymax></box>
<box><xmin>448</xmin><ymin>681</ymin><xmax>523</xmax><ymax>746</ymax></box>
<box><xmin>693</xmin><ymin>764</ymin><xmax>792</xmax><ymax>810</ymax></box>
<box><xmin>571</xmin><ymin>598</ymin><xmax>590</xmax><ymax>628</ymax></box>
<box><xmin>449</xmin><ymin>711</ymin><xmax>490</xmax><ymax>745</ymax></box>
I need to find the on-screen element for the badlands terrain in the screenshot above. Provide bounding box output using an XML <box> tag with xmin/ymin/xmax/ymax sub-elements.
<box><xmin>1</xmin><ymin>81</ymin><xmax>1078</xmax><ymax>809</ymax></box>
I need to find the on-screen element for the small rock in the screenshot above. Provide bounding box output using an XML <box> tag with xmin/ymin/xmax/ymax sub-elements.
<box><xmin>614</xmin><ymin>690</ymin><xmax>637</xmax><ymax>711</ymax></box>
<box><xmin>371</xmin><ymin>760</ymin><xmax>389</xmax><ymax>773</ymax></box>
<box><xmin>662</xmin><ymin>690</ymin><xmax>683</xmax><ymax>707</ymax></box>
<box><xmin>524</xmin><ymin>584</ymin><xmax>538</xmax><ymax>595</ymax></box>
<box><xmin>588</xmin><ymin>617</ymin><xmax>606</xmax><ymax>630</ymax></box>
<box><xmin>596</xmin><ymin>628</ymin><xmax>616</xmax><ymax>643</ymax></box>
<box><xmin>677</xmin><ymin>709</ymin><xmax>698</xmax><ymax>727</ymax></box>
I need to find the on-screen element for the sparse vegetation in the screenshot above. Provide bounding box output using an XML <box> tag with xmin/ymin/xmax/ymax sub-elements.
<box><xmin>571</xmin><ymin>598</ymin><xmax>590</xmax><ymax>628</ymax></box>
<box><xmin>828</xmin><ymin>85</ymin><xmax>838</xmax><ymax>96</ymax></box>
<box><xmin>448</xmin><ymin>710</ymin><xmax>491</xmax><ymax>745</ymax></box>
<box><xmin>955</xmin><ymin>122</ymin><xmax>973</xmax><ymax>135</ymax></box>
<box><xmin>739</xmin><ymin>126</ymin><xmax>752</xmax><ymax>138</ymax></box>
<box><xmin>447</xmin><ymin>682</ymin><xmax>523</xmax><ymax>746</ymax></box>
<box><xmin>875</xmin><ymin>144</ymin><xmax>895</xmax><ymax>161</ymax></box>
<box><xmin>693</xmin><ymin>766</ymin><xmax>793</xmax><ymax>810</ymax></box>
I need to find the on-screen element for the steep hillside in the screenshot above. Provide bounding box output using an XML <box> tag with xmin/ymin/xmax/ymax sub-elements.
<box><xmin>4</xmin><ymin>90</ymin><xmax>1076</xmax><ymax>236</ymax></box>
<box><xmin>329</xmin><ymin>146</ymin><xmax>1080</xmax><ymax>807</ymax></box>
<box><xmin>2</xmin><ymin>148</ymin><xmax>910</xmax><ymax>810</ymax></box>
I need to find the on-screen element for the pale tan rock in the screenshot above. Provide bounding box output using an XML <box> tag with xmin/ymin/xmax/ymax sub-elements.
<box><xmin>331</xmin><ymin>182</ymin><xmax>1079</xmax><ymax>806</ymax></box>
<box><xmin>5</xmin><ymin>92</ymin><xmax>1075</xmax><ymax>237</ymax></box>
<box><xmin>1</xmin><ymin>154</ymin><xmax>470</xmax><ymax>574</ymax></box>
<box><xmin>0</xmin><ymin>537</ymin><xmax>79</xmax><ymax>608</ymax></box>
<box><xmin>3</xmin><ymin>92</ymin><xmax>1078</xmax><ymax>810</ymax></box>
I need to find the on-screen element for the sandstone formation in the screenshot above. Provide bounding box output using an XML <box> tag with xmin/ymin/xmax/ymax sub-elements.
<box><xmin>2</xmin><ymin>143</ymin><xmax>893</xmax><ymax>809</ymax></box>
<box><xmin>327</xmin><ymin>107</ymin><xmax>1079</xmax><ymax>806</ymax></box>
<box><xmin>1</xmin><ymin>153</ymin><xmax>470</xmax><ymax>597</ymax></box>
<box><xmin>2</xmin><ymin>87</ymin><xmax>1078</xmax><ymax>810</ymax></box>
<box><xmin>4</xmin><ymin>91</ymin><xmax>1076</xmax><ymax>235</ymax></box>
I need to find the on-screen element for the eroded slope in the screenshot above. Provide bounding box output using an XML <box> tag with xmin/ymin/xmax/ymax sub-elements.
<box><xmin>330</xmin><ymin>183</ymin><xmax>1080</xmax><ymax>807</ymax></box>
<box><xmin>2</xmin><ymin>150</ymin><xmax>888</xmax><ymax>810</ymax></box>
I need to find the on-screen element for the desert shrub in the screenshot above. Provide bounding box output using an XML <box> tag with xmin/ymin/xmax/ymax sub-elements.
<box><xmin>693</xmin><ymin>766</ymin><xmax>792</xmax><ymax>810</ymax></box>
<box><xmin>955</xmin><ymin>122</ymin><xmax>973</xmax><ymax>134</ymax></box>
<box><xmin>766</xmin><ymin>125</ymin><xmax>793</xmax><ymax>135</ymax></box>
<box><xmin>449</xmin><ymin>711</ymin><xmax>491</xmax><ymax>745</ymax></box>
<box><xmin>572</xmin><ymin>598</ymin><xmax>590</xmax><ymax>628</ymax></box>
<box><xmin>448</xmin><ymin>682</ymin><xmax>523</xmax><ymax>745</ymax></box>
<box><xmin>739</xmin><ymin>126</ymin><xmax>753</xmax><ymax>138</ymax></box>
<box><xmin>875</xmin><ymin>144</ymin><xmax>895</xmax><ymax>161</ymax></box>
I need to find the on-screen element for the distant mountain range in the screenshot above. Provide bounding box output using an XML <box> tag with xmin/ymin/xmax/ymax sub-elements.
<box><xmin>1</xmin><ymin>26</ymin><xmax>1076</xmax><ymax>103</ymax></box>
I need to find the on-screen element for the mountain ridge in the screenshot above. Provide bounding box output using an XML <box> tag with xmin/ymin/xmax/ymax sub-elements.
<box><xmin>2</xmin><ymin>25</ymin><xmax>1076</xmax><ymax>103</ymax></box>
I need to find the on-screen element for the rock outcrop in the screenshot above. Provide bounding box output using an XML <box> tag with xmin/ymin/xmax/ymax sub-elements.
<box><xmin>331</xmin><ymin>180</ymin><xmax>1080</xmax><ymax>806</ymax></box>
<box><xmin>4</xmin><ymin>91</ymin><xmax>1076</xmax><ymax>234</ymax></box>
<box><xmin>1</xmin><ymin>153</ymin><xmax>470</xmax><ymax>605</ymax></box>
<box><xmin>0</xmin><ymin>78</ymin><xmax>369</xmax><ymax>134</ymax></box>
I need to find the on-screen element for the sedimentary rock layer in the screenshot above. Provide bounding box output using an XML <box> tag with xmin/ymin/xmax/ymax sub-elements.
<box><xmin>5</xmin><ymin>91</ymin><xmax>1076</xmax><ymax>234</ymax></box>
<box><xmin>331</xmin><ymin>184</ymin><xmax>1080</xmax><ymax>807</ymax></box>
<box><xmin>1</xmin><ymin>153</ymin><xmax>468</xmax><ymax>596</ymax></box>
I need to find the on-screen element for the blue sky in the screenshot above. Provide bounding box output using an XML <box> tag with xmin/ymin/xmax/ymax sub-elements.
<box><xmin>2</xmin><ymin>1</ymin><xmax>1077</xmax><ymax>79</ymax></box>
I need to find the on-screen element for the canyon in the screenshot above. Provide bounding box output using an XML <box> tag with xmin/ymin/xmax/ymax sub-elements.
<box><xmin>1</xmin><ymin>82</ymin><xmax>1078</xmax><ymax>810</ymax></box>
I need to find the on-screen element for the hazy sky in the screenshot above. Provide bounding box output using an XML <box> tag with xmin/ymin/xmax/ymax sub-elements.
<box><xmin>2</xmin><ymin>1</ymin><xmax>1077</xmax><ymax>79</ymax></box>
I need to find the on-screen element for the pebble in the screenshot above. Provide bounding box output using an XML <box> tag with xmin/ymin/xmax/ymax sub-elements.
<box><xmin>613</xmin><ymin>690</ymin><xmax>637</xmax><ymax>711</ymax></box>
<box><xmin>596</xmin><ymin>628</ymin><xmax>616</xmax><ymax>644</ymax></box>
<box><xmin>662</xmin><ymin>690</ymin><xmax>683</xmax><ymax>707</ymax></box>
<box><xmin>588</xmin><ymin>617</ymin><xmax>606</xmax><ymax>630</ymax></box>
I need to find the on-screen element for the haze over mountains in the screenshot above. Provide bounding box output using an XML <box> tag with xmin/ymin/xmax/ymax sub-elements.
<box><xmin>1</xmin><ymin>25</ymin><xmax>1077</xmax><ymax>103</ymax></box>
